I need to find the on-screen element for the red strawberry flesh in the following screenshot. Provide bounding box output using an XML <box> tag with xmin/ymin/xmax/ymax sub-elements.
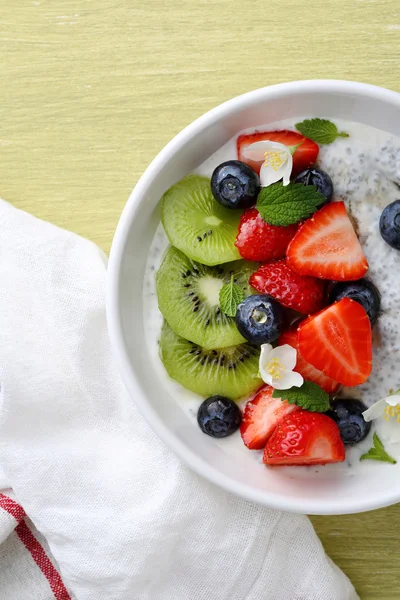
<box><xmin>263</xmin><ymin>410</ymin><xmax>345</xmax><ymax>466</ymax></box>
<box><xmin>240</xmin><ymin>385</ymin><xmax>301</xmax><ymax>450</ymax></box>
<box><xmin>287</xmin><ymin>201</ymin><xmax>368</xmax><ymax>281</ymax></box>
<box><xmin>279</xmin><ymin>329</ymin><xmax>339</xmax><ymax>393</ymax></box>
<box><xmin>297</xmin><ymin>297</ymin><xmax>372</xmax><ymax>386</ymax></box>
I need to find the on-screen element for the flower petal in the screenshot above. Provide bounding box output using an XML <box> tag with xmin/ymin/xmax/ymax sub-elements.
<box><xmin>243</xmin><ymin>141</ymin><xmax>273</xmax><ymax>161</ymax></box>
<box><xmin>385</xmin><ymin>395</ymin><xmax>400</xmax><ymax>407</ymax></box>
<box><xmin>270</xmin><ymin>344</ymin><xmax>297</xmax><ymax>371</ymax></box>
<box><xmin>259</xmin><ymin>343</ymin><xmax>274</xmax><ymax>385</ymax></box>
<box><xmin>259</xmin><ymin>343</ymin><xmax>274</xmax><ymax>366</ymax></box>
<box><xmin>244</xmin><ymin>140</ymin><xmax>291</xmax><ymax>161</ymax></box>
<box><xmin>272</xmin><ymin>370</ymin><xmax>304</xmax><ymax>390</ymax></box>
<box><xmin>281</xmin><ymin>153</ymin><xmax>293</xmax><ymax>186</ymax></box>
<box><xmin>259</xmin><ymin>163</ymin><xmax>285</xmax><ymax>187</ymax></box>
<box><xmin>362</xmin><ymin>398</ymin><xmax>387</xmax><ymax>422</ymax></box>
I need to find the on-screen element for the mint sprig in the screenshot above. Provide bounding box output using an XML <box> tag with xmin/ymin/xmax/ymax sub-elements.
<box><xmin>360</xmin><ymin>432</ymin><xmax>397</xmax><ymax>465</ymax></box>
<box><xmin>272</xmin><ymin>381</ymin><xmax>330</xmax><ymax>413</ymax></box>
<box><xmin>219</xmin><ymin>274</ymin><xmax>245</xmax><ymax>317</ymax></box>
<box><xmin>256</xmin><ymin>182</ymin><xmax>325</xmax><ymax>226</ymax></box>
<box><xmin>295</xmin><ymin>118</ymin><xmax>349</xmax><ymax>144</ymax></box>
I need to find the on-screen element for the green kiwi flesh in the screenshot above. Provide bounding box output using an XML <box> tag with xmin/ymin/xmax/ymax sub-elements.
<box><xmin>161</xmin><ymin>174</ymin><xmax>242</xmax><ymax>266</ymax></box>
<box><xmin>160</xmin><ymin>321</ymin><xmax>262</xmax><ymax>399</ymax></box>
<box><xmin>156</xmin><ymin>246</ymin><xmax>257</xmax><ymax>349</ymax></box>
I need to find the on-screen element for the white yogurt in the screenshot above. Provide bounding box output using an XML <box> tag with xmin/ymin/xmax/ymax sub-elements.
<box><xmin>143</xmin><ymin>117</ymin><xmax>400</xmax><ymax>472</ymax></box>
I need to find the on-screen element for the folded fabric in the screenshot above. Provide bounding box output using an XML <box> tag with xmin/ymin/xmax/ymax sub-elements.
<box><xmin>0</xmin><ymin>200</ymin><xmax>358</xmax><ymax>600</ymax></box>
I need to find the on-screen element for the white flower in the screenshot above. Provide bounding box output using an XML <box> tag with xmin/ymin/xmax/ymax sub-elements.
<box><xmin>243</xmin><ymin>140</ymin><xmax>294</xmax><ymax>187</ymax></box>
<box><xmin>363</xmin><ymin>392</ymin><xmax>400</xmax><ymax>443</ymax></box>
<box><xmin>259</xmin><ymin>343</ymin><xmax>304</xmax><ymax>390</ymax></box>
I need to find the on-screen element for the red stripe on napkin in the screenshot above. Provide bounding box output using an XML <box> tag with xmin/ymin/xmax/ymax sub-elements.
<box><xmin>0</xmin><ymin>494</ymin><xmax>71</xmax><ymax>600</ymax></box>
<box><xmin>16</xmin><ymin>521</ymin><xmax>71</xmax><ymax>600</ymax></box>
<box><xmin>0</xmin><ymin>493</ymin><xmax>26</xmax><ymax>522</ymax></box>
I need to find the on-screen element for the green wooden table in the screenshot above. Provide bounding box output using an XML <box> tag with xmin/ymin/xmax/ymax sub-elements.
<box><xmin>1</xmin><ymin>1</ymin><xmax>400</xmax><ymax>597</ymax></box>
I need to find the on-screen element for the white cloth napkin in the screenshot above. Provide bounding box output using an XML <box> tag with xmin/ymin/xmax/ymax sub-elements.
<box><xmin>0</xmin><ymin>199</ymin><xmax>358</xmax><ymax>600</ymax></box>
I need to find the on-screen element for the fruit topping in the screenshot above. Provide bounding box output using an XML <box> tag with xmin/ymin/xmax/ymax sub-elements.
<box><xmin>235</xmin><ymin>208</ymin><xmax>297</xmax><ymax>262</ymax></box>
<box><xmin>161</xmin><ymin>174</ymin><xmax>241</xmax><ymax>266</ymax></box>
<box><xmin>237</xmin><ymin>130</ymin><xmax>319</xmax><ymax>176</ymax></box>
<box><xmin>328</xmin><ymin>279</ymin><xmax>381</xmax><ymax>325</ymax></box>
<box><xmin>287</xmin><ymin>201</ymin><xmax>368</xmax><ymax>281</ymax></box>
<box><xmin>327</xmin><ymin>399</ymin><xmax>371</xmax><ymax>445</ymax></box>
<box><xmin>156</xmin><ymin>246</ymin><xmax>257</xmax><ymax>349</ymax></box>
<box><xmin>249</xmin><ymin>259</ymin><xmax>325</xmax><ymax>315</ymax></box>
<box><xmin>197</xmin><ymin>396</ymin><xmax>242</xmax><ymax>438</ymax></box>
<box><xmin>160</xmin><ymin>322</ymin><xmax>262</xmax><ymax>400</ymax></box>
<box><xmin>240</xmin><ymin>385</ymin><xmax>300</xmax><ymax>450</ymax></box>
<box><xmin>211</xmin><ymin>160</ymin><xmax>260</xmax><ymax>209</ymax></box>
<box><xmin>278</xmin><ymin>330</ymin><xmax>339</xmax><ymax>394</ymax></box>
<box><xmin>263</xmin><ymin>411</ymin><xmax>345</xmax><ymax>466</ymax></box>
<box><xmin>235</xmin><ymin>294</ymin><xmax>283</xmax><ymax>346</ymax></box>
<box><xmin>297</xmin><ymin>298</ymin><xmax>372</xmax><ymax>387</ymax></box>
<box><xmin>379</xmin><ymin>199</ymin><xmax>400</xmax><ymax>251</ymax></box>
<box><xmin>294</xmin><ymin>167</ymin><xmax>333</xmax><ymax>205</ymax></box>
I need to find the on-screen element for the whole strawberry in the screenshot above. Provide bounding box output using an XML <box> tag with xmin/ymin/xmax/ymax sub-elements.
<box><xmin>235</xmin><ymin>208</ymin><xmax>297</xmax><ymax>262</ymax></box>
<box><xmin>249</xmin><ymin>259</ymin><xmax>325</xmax><ymax>315</ymax></box>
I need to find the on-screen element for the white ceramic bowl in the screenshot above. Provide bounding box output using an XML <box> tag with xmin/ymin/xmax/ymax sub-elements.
<box><xmin>107</xmin><ymin>80</ymin><xmax>400</xmax><ymax>515</ymax></box>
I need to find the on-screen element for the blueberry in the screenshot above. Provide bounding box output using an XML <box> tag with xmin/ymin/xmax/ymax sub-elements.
<box><xmin>211</xmin><ymin>160</ymin><xmax>260</xmax><ymax>209</ymax></box>
<box><xmin>379</xmin><ymin>200</ymin><xmax>400</xmax><ymax>250</ymax></box>
<box><xmin>328</xmin><ymin>279</ymin><xmax>381</xmax><ymax>325</ymax></box>
<box><xmin>197</xmin><ymin>396</ymin><xmax>241</xmax><ymax>438</ymax></box>
<box><xmin>327</xmin><ymin>399</ymin><xmax>371</xmax><ymax>445</ymax></box>
<box><xmin>235</xmin><ymin>294</ymin><xmax>283</xmax><ymax>345</ymax></box>
<box><xmin>295</xmin><ymin>167</ymin><xmax>333</xmax><ymax>205</ymax></box>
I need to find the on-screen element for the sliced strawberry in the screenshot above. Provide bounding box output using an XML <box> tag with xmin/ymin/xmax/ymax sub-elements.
<box><xmin>249</xmin><ymin>259</ymin><xmax>325</xmax><ymax>314</ymax></box>
<box><xmin>287</xmin><ymin>201</ymin><xmax>368</xmax><ymax>281</ymax></box>
<box><xmin>279</xmin><ymin>330</ymin><xmax>340</xmax><ymax>393</ymax></box>
<box><xmin>237</xmin><ymin>130</ymin><xmax>319</xmax><ymax>176</ymax></box>
<box><xmin>263</xmin><ymin>410</ymin><xmax>345</xmax><ymax>466</ymax></box>
<box><xmin>235</xmin><ymin>208</ymin><xmax>297</xmax><ymax>262</ymax></box>
<box><xmin>240</xmin><ymin>385</ymin><xmax>301</xmax><ymax>450</ymax></box>
<box><xmin>297</xmin><ymin>298</ymin><xmax>372</xmax><ymax>386</ymax></box>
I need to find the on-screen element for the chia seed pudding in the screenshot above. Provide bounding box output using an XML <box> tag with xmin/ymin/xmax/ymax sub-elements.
<box><xmin>143</xmin><ymin>117</ymin><xmax>400</xmax><ymax>475</ymax></box>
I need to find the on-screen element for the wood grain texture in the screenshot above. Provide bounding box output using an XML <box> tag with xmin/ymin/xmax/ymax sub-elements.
<box><xmin>1</xmin><ymin>1</ymin><xmax>400</xmax><ymax>598</ymax></box>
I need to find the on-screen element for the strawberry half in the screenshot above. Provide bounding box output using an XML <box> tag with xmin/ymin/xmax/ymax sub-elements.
<box><xmin>297</xmin><ymin>298</ymin><xmax>372</xmax><ymax>387</ymax></box>
<box><xmin>249</xmin><ymin>259</ymin><xmax>326</xmax><ymax>315</ymax></box>
<box><xmin>235</xmin><ymin>208</ymin><xmax>297</xmax><ymax>262</ymax></box>
<box><xmin>287</xmin><ymin>201</ymin><xmax>368</xmax><ymax>281</ymax></box>
<box><xmin>263</xmin><ymin>410</ymin><xmax>345</xmax><ymax>466</ymax></box>
<box><xmin>237</xmin><ymin>130</ymin><xmax>319</xmax><ymax>176</ymax></box>
<box><xmin>279</xmin><ymin>330</ymin><xmax>339</xmax><ymax>394</ymax></box>
<box><xmin>240</xmin><ymin>385</ymin><xmax>300</xmax><ymax>450</ymax></box>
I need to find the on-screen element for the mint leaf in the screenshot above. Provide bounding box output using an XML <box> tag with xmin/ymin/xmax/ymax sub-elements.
<box><xmin>219</xmin><ymin>275</ymin><xmax>245</xmax><ymax>317</ymax></box>
<box><xmin>272</xmin><ymin>381</ymin><xmax>330</xmax><ymax>412</ymax></box>
<box><xmin>360</xmin><ymin>432</ymin><xmax>397</xmax><ymax>465</ymax></box>
<box><xmin>256</xmin><ymin>182</ymin><xmax>325</xmax><ymax>226</ymax></box>
<box><xmin>295</xmin><ymin>118</ymin><xmax>349</xmax><ymax>144</ymax></box>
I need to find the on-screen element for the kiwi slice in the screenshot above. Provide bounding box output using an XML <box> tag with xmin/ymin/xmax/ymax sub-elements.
<box><xmin>161</xmin><ymin>174</ymin><xmax>242</xmax><ymax>266</ymax></box>
<box><xmin>156</xmin><ymin>246</ymin><xmax>257</xmax><ymax>349</ymax></box>
<box><xmin>160</xmin><ymin>321</ymin><xmax>262</xmax><ymax>400</ymax></box>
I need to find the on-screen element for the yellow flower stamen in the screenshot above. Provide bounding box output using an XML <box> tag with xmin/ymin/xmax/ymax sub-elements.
<box><xmin>383</xmin><ymin>404</ymin><xmax>400</xmax><ymax>422</ymax></box>
<box><xmin>267</xmin><ymin>358</ymin><xmax>285</xmax><ymax>380</ymax></box>
<box><xmin>263</xmin><ymin>150</ymin><xmax>287</xmax><ymax>172</ymax></box>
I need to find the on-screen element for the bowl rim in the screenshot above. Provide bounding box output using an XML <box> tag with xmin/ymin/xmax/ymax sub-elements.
<box><xmin>107</xmin><ymin>79</ymin><xmax>400</xmax><ymax>514</ymax></box>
